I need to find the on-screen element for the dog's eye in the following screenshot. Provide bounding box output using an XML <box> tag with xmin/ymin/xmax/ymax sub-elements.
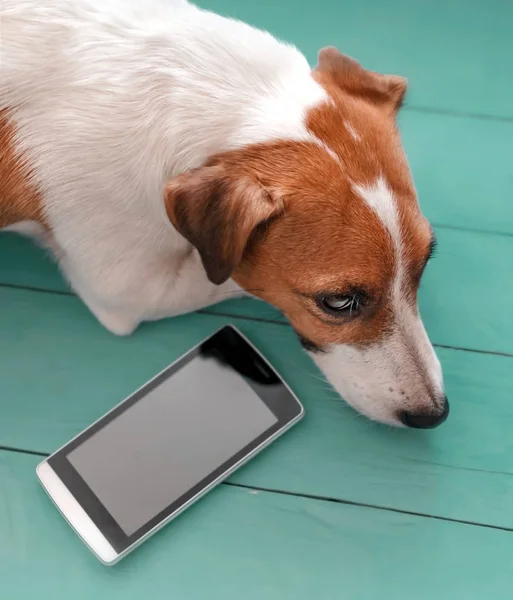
<box><xmin>319</xmin><ymin>295</ymin><xmax>359</xmax><ymax>316</ymax></box>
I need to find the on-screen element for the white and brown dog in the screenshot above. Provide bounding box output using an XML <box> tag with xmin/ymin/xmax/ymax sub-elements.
<box><xmin>0</xmin><ymin>0</ymin><xmax>448</xmax><ymax>427</ymax></box>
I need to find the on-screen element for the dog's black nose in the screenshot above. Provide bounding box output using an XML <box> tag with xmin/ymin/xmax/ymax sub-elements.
<box><xmin>400</xmin><ymin>397</ymin><xmax>449</xmax><ymax>429</ymax></box>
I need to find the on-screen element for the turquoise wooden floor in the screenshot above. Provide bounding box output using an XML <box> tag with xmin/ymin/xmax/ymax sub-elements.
<box><xmin>1</xmin><ymin>0</ymin><xmax>512</xmax><ymax>598</ymax></box>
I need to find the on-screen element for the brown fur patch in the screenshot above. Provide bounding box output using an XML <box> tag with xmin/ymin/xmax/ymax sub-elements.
<box><xmin>0</xmin><ymin>109</ymin><xmax>46</xmax><ymax>229</ymax></box>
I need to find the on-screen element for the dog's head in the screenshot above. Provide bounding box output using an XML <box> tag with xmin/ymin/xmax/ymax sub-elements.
<box><xmin>165</xmin><ymin>47</ymin><xmax>448</xmax><ymax>428</ymax></box>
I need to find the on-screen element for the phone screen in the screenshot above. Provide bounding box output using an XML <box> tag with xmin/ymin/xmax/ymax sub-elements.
<box><xmin>66</xmin><ymin>349</ymin><xmax>278</xmax><ymax>536</ymax></box>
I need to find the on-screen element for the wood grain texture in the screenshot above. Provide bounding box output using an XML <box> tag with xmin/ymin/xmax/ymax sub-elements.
<box><xmin>2</xmin><ymin>452</ymin><xmax>513</xmax><ymax>600</ymax></box>
<box><xmin>1</xmin><ymin>286</ymin><xmax>512</xmax><ymax>528</ymax></box>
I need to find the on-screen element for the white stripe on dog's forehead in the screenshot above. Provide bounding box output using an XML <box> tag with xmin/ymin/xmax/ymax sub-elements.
<box><xmin>352</xmin><ymin>176</ymin><xmax>401</xmax><ymax>244</ymax></box>
<box><xmin>353</xmin><ymin>176</ymin><xmax>405</xmax><ymax>307</ymax></box>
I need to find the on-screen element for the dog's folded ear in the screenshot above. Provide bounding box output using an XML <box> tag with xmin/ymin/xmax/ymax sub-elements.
<box><xmin>164</xmin><ymin>165</ymin><xmax>282</xmax><ymax>285</ymax></box>
<box><xmin>314</xmin><ymin>46</ymin><xmax>407</xmax><ymax>111</ymax></box>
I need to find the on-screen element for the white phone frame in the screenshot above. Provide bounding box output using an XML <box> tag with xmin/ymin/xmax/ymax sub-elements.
<box><xmin>37</xmin><ymin>325</ymin><xmax>304</xmax><ymax>565</ymax></box>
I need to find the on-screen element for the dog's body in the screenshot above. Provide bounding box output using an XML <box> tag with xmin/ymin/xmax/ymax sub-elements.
<box><xmin>1</xmin><ymin>0</ymin><xmax>448</xmax><ymax>427</ymax></box>
<box><xmin>2</xmin><ymin>0</ymin><xmax>298</xmax><ymax>327</ymax></box>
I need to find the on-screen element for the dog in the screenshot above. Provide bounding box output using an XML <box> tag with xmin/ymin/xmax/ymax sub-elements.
<box><xmin>0</xmin><ymin>0</ymin><xmax>448</xmax><ymax>428</ymax></box>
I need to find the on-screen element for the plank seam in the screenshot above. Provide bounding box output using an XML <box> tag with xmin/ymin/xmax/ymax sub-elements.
<box><xmin>2</xmin><ymin>445</ymin><xmax>512</xmax><ymax>533</ymax></box>
<box><xmin>404</xmin><ymin>105</ymin><xmax>513</xmax><ymax>123</ymax></box>
<box><xmin>0</xmin><ymin>445</ymin><xmax>49</xmax><ymax>457</ymax></box>
<box><xmin>224</xmin><ymin>482</ymin><xmax>513</xmax><ymax>533</ymax></box>
<box><xmin>432</xmin><ymin>223</ymin><xmax>513</xmax><ymax>240</ymax></box>
<box><xmin>1</xmin><ymin>282</ymin><xmax>512</xmax><ymax>358</ymax></box>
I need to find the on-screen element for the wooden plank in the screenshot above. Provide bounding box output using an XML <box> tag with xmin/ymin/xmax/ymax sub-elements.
<box><xmin>1</xmin><ymin>286</ymin><xmax>513</xmax><ymax>528</ymax></box>
<box><xmin>2</xmin><ymin>222</ymin><xmax>511</xmax><ymax>355</ymax></box>
<box><xmin>198</xmin><ymin>0</ymin><xmax>513</xmax><ymax>118</ymax></box>
<box><xmin>2</xmin><ymin>451</ymin><xmax>513</xmax><ymax>600</ymax></box>
<box><xmin>399</xmin><ymin>112</ymin><xmax>513</xmax><ymax>235</ymax></box>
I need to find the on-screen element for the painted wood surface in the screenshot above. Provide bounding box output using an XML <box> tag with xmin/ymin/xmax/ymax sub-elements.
<box><xmin>1</xmin><ymin>452</ymin><xmax>513</xmax><ymax>600</ymax></box>
<box><xmin>0</xmin><ymin>285</ymin><xmax>512</xmax><ymax>529</ymax></box>
<box><xmin>1</xmin><ymin>0</ymin><xmax>512</xmax><ymax>595</ymax></box>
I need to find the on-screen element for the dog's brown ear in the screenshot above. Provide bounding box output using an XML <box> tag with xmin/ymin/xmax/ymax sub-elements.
<box><xmin>314</xmin><ymin>46</ymin><xmax>407</xmax><ymax>111</ymax></box>
<box><xmin>164</xmin><ymin>165</ymin><xmax>281</xmax><ymax>285</ymax></box>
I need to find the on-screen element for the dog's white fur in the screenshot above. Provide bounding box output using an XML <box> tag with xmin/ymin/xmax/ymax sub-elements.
<box><xmin>0</xmin><ymin>0</ymin><xmax>446</xmax><ymax>425</ymax></box>
<box><xmin>1</xmin><ymin>0</ymin><xmax>329</xmax><ymax>333</ymax></box>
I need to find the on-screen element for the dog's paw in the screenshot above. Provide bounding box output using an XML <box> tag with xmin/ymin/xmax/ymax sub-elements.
<box><xmin>89</xmin><ymin>304</ymin><xmax>138</xmax><ymax>336</ymax></box>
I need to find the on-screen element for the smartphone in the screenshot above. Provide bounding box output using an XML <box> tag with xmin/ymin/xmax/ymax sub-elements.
<box><xmin>37</xmin><ymin>325</ymin><xmax>304</xmax><ymax>565</ymax></box>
